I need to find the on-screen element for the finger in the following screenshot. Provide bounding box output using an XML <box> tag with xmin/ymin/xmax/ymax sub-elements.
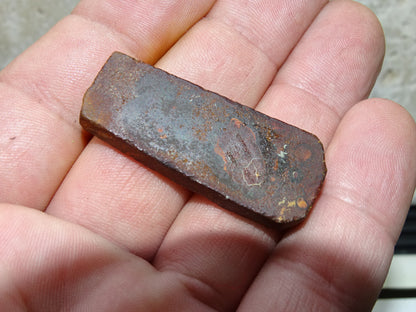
<box><xmin>238</xmin><ymin>99</ymin><xmax>416</xmax><ymax>311</ymax></box>
<box><xmin>48</xmin><ymin>0</ymin><xmax>328</xmax><ymax>265</ymax></box>
<box><xmin>0</xmin><ymin>204</ymin><xmax>215</xmax><ymax>311</ymax></box>
<box><xmin>48</xmin><ymin>138</ymin><xmax>193</xmax><ymax>260</ymax></box>
<box><xmin>256</xmin><ymin>0</ymin><xmax>385</xmax><ymax>147</ymax></box>
<box><xmin>0</xmin><ymin>0</ymin><xmax>214</xmax><ymax>209</ymax></box>
<box><xmin>157</xmin><ymin>0</ymin><xmax>328</xmax><ymax>104</ymax></box>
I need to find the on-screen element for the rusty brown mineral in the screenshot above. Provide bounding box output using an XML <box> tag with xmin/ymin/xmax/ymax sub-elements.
<box><xmin>80</xmin><ymin>52</ymin><xmax>326</xmax><ymax>228</ymax></box>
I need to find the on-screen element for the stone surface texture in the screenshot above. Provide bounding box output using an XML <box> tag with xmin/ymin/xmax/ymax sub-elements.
<box><xmin>0</xmin><ymin>0</ymin><xmax>78</xmax><ymax>69</ymax></box>
<box><xmin>80</xmin><ymin>52</ymin><xmax>326</xmax><ymax>227</ymax></box>
<box><xmin>0</xmin><ymin>0</ymin><xmax>415</xmax><ymax>201</ymax></box>
<box><xmin>359</xmin><ymin>0</ymin><xmax>416</xmax><ymax>121</ymax></box>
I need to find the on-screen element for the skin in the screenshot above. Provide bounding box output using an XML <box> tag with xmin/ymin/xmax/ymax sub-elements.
<box><xmin>0</xmin><ymin>0</ymin><xmax>415</xmax><ymax>311</ymax></box>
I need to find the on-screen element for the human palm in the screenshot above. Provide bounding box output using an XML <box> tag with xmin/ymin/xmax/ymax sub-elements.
<box><xmin>0</xmin><ymin>1</ymin><xmax>415</xmax><ymax>311</ymax></box>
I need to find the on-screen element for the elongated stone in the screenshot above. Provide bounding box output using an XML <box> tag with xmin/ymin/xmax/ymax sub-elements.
<box><xmin>80</xmin><ymin>52</ymin><xmax>326</xmax><ymax>228</ymax></box>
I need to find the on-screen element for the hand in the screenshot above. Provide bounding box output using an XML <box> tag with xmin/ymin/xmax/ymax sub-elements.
<box><xmin>1</xmin><ymin>1</ymin><xmax>415</xmax><ymax>311</ymax></box>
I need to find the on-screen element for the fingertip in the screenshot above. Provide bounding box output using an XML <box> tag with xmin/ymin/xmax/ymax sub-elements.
<box><xmin>343</xmin><ymin>98</ymin><xmax>416</xmax><ymax>158</ymax></box>
<box><xmin>326</xmin><ymin>97</ymin><xmax>416</xmax><ymax>238</ymax></box>
<box><xmin>331</xmin><ymin>0</ymin><xmax>385</xmax><ymax>46</ymax></box>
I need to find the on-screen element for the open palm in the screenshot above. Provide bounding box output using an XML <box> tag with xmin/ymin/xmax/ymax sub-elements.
<box><xmin>1</xmin><ymin>1</ymin><xmax>415</xmax><ymax>311</ymax></box>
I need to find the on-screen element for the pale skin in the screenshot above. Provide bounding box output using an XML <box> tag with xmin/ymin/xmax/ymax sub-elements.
<box><xmin>0</xmin><ymin>0</ymin><xmax>415</xmax><ymax>311</ymax></box>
